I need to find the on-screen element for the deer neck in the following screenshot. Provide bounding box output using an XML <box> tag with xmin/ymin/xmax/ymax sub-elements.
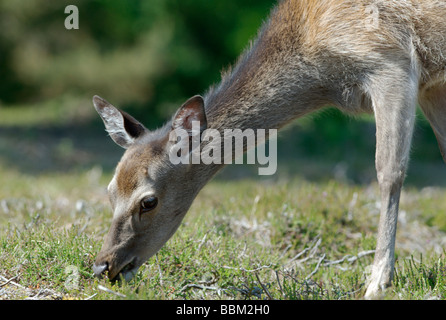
<box><xmin>183</xmin><ymin>11</ymin><xmax>329</xmax><ymax>184</ymax></box>
<box><xmin>203</xmin><ymin>32</ymin><xmax>324</xmax><ymax>135</ymax></box>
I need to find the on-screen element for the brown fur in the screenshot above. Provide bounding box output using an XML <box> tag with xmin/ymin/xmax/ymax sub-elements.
<box><xmin>92</xmin><ymin>0</ymin><xmax>446</xmax><ymax>297</ymax></box>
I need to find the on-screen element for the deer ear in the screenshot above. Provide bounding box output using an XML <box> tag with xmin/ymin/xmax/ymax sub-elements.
<box><xmin>172</xmin><ymin>95</ymin><xmax>207</xmax><ymax>134</ymax></box>
<box><xmin>93</xmin><ymin>95</ymin><xmax>147</xmax><ymax>149</ymax></box>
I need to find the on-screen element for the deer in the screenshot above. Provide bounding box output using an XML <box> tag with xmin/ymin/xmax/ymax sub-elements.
<box><xmin>92</xmin><ymin>0</ymin><xmax>446</xmax><ymax>298</ymax></box>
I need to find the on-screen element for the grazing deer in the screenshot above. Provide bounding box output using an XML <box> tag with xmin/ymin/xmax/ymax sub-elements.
<box><xmin>92</xmin><ymin>0</ymin><xmax>446</xmax><ymax>298</ymax></box>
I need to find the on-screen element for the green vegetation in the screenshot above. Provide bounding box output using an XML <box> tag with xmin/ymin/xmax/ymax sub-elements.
<box><xmin>1</xmin><ymin>164</ymin><xmax>446</xmax><ymax>300</ymax></box>
<box><xmin>1</xmin><ymin>0</ymin><xmax>446</xmax><ymax>300</ymax></box>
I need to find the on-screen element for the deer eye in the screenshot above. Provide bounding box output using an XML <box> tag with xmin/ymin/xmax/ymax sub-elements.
<box><xmin>140</xmin><ymin>196</ymin><xmax>158</xmax><ymax>214</ymax></box>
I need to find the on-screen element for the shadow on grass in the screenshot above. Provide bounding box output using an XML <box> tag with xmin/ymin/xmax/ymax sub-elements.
<box><xmin>0</xmin><ymin>120</ymin><xmax>122</xmax><ymax>174</ymax></box>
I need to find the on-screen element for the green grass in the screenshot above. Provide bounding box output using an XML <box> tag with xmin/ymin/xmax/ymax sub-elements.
<box><xmin>1</xmin><ymin>166</ymin><xmax>446</xmax><ymax>300</ymax></box>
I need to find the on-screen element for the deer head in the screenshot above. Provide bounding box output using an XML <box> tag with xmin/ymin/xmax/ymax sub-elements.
<box><xmin>92</xmin><ymin>95</ymin><xmax>211</xmax><ymax>281</ymax></box>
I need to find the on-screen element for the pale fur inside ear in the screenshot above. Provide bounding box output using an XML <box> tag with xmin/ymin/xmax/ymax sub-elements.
<box><xmin>173</xmin><ymin>108</ymin><xmax>201</xmax><ymax>132</ymax></box>
<box><xmin>172</xmin><ymin>95</ymin><xmax>207</xmax><ymax>133</ymax></box>
<box><xmin>93</xmin><ymin>96</ymin><xmax>136</xmax><ymax>148</ymax></box>
<box><xmin>102</xmin><ymin>107</ymin><xmax>135</xmax><ymax>144</ymax></box>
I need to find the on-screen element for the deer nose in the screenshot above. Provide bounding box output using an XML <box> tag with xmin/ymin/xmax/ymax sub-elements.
<box><xmin>93</xmin><ymin>262</ymin><xmax>109</xmax><ymax>278</ymax></box>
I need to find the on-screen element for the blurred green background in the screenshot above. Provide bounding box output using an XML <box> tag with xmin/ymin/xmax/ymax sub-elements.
<box><xmin>0</xmin><ymin>0</ymin><xmax>444</xmax><ymax>186</ymax></box>
<box><xmin>0</xmin><ymin>0</ymin><xmax>273</xmax><ymax>110</ymax></box>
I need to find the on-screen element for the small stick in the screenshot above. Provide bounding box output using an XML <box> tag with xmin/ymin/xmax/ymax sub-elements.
<box><xmin>286</xmin><ymin>236</ymin><xmax>322</xmax><ymax>266</ymax></box>
<box><xmin>0</xmin><ymin>275</ymin><xmax>19</xmax><ymax>288</ymax></box>
<box><xmin>84</xmin><ymin>293</ymin><xmax>98</xmax><ymax>300</ymax></box>
<box><xmin>97</xmin><ymin>285</ymin><xmax>126</xmax><ymax>298</ymax></box>
<box><xmin>180</xmin><ymin>283</ymin><xmax>226</xmax><ymax>296</ymax></box>
<box><xmin>306</xmin><ymin>254</ymin><xmax>326</xmax><ymax>280</ymax></box>
<box><xmin>323</xmin><ymin>250</ymin><xmax>375</xmax><ymax>267</ymax></box>
<box><xmin>222</xmin><ymin>264</ymin><xmax>272</xmax><ymax>273</ymax></box>
<box><xmin>155</xmin><ymin>254</ymin><xmax>164</xmax><ymax>286</ymax></box>
<box><xmin>275</xmin><ymin>270</ymin><xmax>286</xmax><ymax>299</ymax></box>
<box><xmin>254</xmin><ymin>271</ymin><xmax>273</xmax><ymax>300</ymax></box>
<box><xmin>0</xmin><ymin>275</ymin><xmax>24</xmax><ymax>289</ymax></box>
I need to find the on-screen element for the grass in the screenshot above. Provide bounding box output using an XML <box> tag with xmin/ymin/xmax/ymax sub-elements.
<box><xmin>1</xmin><ymin>97</ymin><xmax>446</xmax><ymax>300</ymax></box>
<box><xmin>1</xmin><ymin>167</ymin><xmax>446</xmax><ymax>300</ymax></box>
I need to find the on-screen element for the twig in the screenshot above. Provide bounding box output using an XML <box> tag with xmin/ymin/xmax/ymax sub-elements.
<box><xmin>84</xmin><ymin>293</ymin><xmax>98</xmax><ymax>300</ymax></box>
<box><xmin>254</xmin><ymin>271</ymin><xmax>273</xmax><ymax>300</ymax></box>
<box><xmin>237</xmin><ymin>242</ymin><xmax>248</xmax><ymax>259</ymax></box>
<box><xmin>0</xmin><ymin>275</ymin><xmax>19</xmax><ymax>288</ymax></box>
<box><xmin>155</xmin><ymin>254</ymin><xmax>164</xmax><ymax>286</ymax></box>
<box><xmin>287</xmin><ymin>248</ymin><xmax>309</xmax><ymax>263</ymax></box>
<box><xmin>347</xmin><ymin>192</ymin><xmax>358</xmax><ymax>221</ymax></box>
<box><xmin>274</xmin><ymin>270</ymin><xmax>286</xmax><ymax>299</ymax></box>
<box><xmin>250</xmin><ymin>195</ymin><xmax>260</xmax><ymax>216</ymax></box>
<box><xmin>222</xmin><ymin>264</ymin><xmax>272</xmax><ymax>273</ymax></box>
<box><xmin>286</xmin><ymin>236</ymin><xmax>322</xmax><ymax>266</ymax></box>
<box><xmin>337</xmin><ymin>287</ymin><xmax>363</xmax><ymax>300</ymax></box>
<box><xmin>97</xmin><ymin>285</ymin><xmax>126</xmax><ymax>298</ymax></box>
<box><xmin>302</xmin><ymin>238</ymin><xmax>322</xmax><ymax>262</ymax></box>
<box><xmin>0</xmin><ymin>275</ymin><xmax>24</xmax><ymax>289</ymax></box>
<box><xmin>278</xmin><ymin>244</ymin><xmax>292</xmax><ymax>260</ymax></box>
<box><xmin>323</xmin><ymin>250</ymin><xmax>375</xmax><ymax>267</ymax></box>
<box><xmin>26</xmin><ymin>288</ymin><xmax>60</xmax><ymax>300</ymax></box>
<box><xmin>180</xmin><ymin>283</ymin><xmax>226</xmax><ymax>296</ymax></box>
<box><xmin>356</xmin><ymin>250</ymin><xmax>375</xmax><ymax>259</ymax></box>
<box><xmin>197</xmin><ymin>233</ymin><xmax>208</xmax><ymax>251</ymax></box>
<box><xmin>305</xmin><ymin>254</ymin><xmax>326</xmax><ymax>280</ymax></box>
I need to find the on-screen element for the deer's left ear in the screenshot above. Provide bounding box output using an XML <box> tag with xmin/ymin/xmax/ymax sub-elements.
<box><xmin>172</xmin><ymin>95</ymin><xmax>207</xmax><ymax>134</ymax></box>
<box><xmin>93</xmin><ymin>95</ymin><xmax>148</xmax><ymax>149</ymax></box>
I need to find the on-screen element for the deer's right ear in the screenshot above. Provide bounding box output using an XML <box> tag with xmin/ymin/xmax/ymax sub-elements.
<box><xmin>93</xmin><ymin>95</ymin><xmax>148</xmax><ymax>149</ymax></box>
<box><xmin>172</xmin><ymin>95</ymin><xmax>207</xmax><ymax>134</ymax></box>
